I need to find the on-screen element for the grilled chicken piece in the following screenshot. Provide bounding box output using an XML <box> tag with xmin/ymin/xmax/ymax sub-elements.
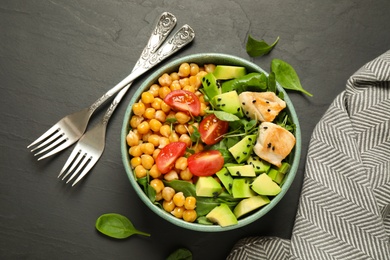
<box><xmin>238</xmin><ymin>92</ymin><xmax>286</xmax><ymax>122</ymax></box>
<box><xmin>253</xmin><ymin>122</ymin><xmax>295</xmax><ymax>167</ymax></box>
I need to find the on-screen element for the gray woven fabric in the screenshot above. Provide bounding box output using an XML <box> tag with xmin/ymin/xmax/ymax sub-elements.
<box><xmin>227</xmin><ymin>50</ymin><xmax>390</xmax><ymax>260</ymax></box>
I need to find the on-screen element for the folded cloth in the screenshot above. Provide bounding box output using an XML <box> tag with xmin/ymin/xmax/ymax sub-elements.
<box><xmin>227</xmin><ymin>50</ymin><xmax>390</xmax><ymax>260</ymax></box>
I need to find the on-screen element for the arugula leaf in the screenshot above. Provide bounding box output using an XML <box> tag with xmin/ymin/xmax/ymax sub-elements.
<box><xmin>246</xmin><ymin>35</ymin><xmax>279</xmax><ymax>57</ymax></box>
<box><xmin>95</xmin><ymin>213</ymin><xmax>150</xmax><ymax>239</ymax></box>
<box><xmin>189</xmin><ymin>125</ymin><xmax>201</xmax><ymax>143</ymax></box>
<box><xmin>271</xmin><ymin>59</ymin><xmax>313</xmax><ymax>96</ymax></box>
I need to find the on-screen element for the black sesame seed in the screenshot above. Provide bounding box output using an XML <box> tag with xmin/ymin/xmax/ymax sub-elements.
<box><xmin>248</xmin><ymin>138</ymin><xmax>252</xmax><ymax>141</ymax></box>
<box><xmin>246</xmin><ymin>111</ymin><xmax>249</xmax><ymax>115</ymax></box>
<box><xmin>224</xmin><ymin>172</ymin><xmax>229</xmax><ymax>176</ymax></box>
<box><xmin>217</xmin><ymin>98</ymin><xmax>222</xmax><ymax>101</ymax></box>
<box><xmin>237</xmin><ymin>108</ymin><xmax>240</xmax><ymax>112</ymax></box>
<box><xmin>229</xmin><ymin>183</ymin><xmax>232</xmax><ymax>189</ymax></box>
<box><xmin>252</xmin><ymin>100</ymin><xmax>256</xmax><ymax>103</ymax></box>
<box><xmin>236</xmin><ymin>171</ymin><xmax>241</xmax><ymax>176</ymax></box>
<box><xmin>267</xmin><ymin>109</ymin><xmax>271</xmax><ymax>112</ymax></box>
<box><xmin>267</xmin><ymin>143</ymin><xmax>272</xmax><ymax>148</ymax></box>
<box><xmin>272</xmin><ymin>146</ymin><xmax>275</xmax><ymax>151</ymax></box>
<box><xmin>243</xmin><ymin>152</ymin><xmax>248</xmax><ymax>155</ymax></box>
<box><xmin>264</xmin><ymin>126</ymin><xmax>268</xmax><ymax>130</ymax></box>
<box><xmin>256</xmin><ymin>166</ymin><xmax>260</xmax><ymax>169</ymax></box>
<box><xmin>266</xmin><ymin>101</ymin><xmax>270</xmax><ymax>104</ymax></box>
<box><xmin>242</xmin><ymin>102</ymin><xmax>245</xmax><ymax>105</ymax></box>
<box><xmin>222</xmin><ymin>104</ymin><xmax>226</xmax><ymax>107</ymax></box>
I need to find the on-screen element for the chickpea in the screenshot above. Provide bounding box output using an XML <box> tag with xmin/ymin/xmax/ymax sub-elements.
<box><xmin>155</xmin><ymin>192</ymin><xmax>163</xmax><ymax>201</ymax></box>
<box><xmin>152</xmin><ymin>148</ymin><xmax>161</xmax><ymax>160</ymax></box>
<box><xmin>162</xmin><ymin>186</ymin><xmax>175</xmax><ymax>201</ymax></box>
<box><xmin>179</xmin><ymin>168</ymin><xmax>193</xmax><ymax>181</ymax></box>
<box><xmin>148</xmin><ymin>84</ymin><xmax>160</xmax><ymax>97</ymax></box>
<box><xmin>189</xmin><ymin>63</ymin><xmax>200</xmax><ymax>76</ymax></box>
<box><xmin>155</xmin><ymin>110</ymin><xmax>166</xmax><ymax>122</ymax></box>
<box><xmin>158</xmin><ymin>86</ymin><xmax>171</xmax><ymax>99</ymax></box>
<box><xmin>175</xmin><ymin>124</ymin><xmax>188</xmax><ymax>135</ymax></box>
<box><xmin>148</xmin><ymin>134</ymin><xmax>160</xmax><ymax>147</ymax></box>
<box><xmin>141</xmin><ymin>92</ymin><xmax>154</xmax><ymax>104</ymax></box>
<box><xmin>159</xmin><ymin>124</ymin><xmax>171</xmax><ymax>137</ymax></box>
<box><xmin>178</xmin><ymin>63</ymin><xmax>190</xmax><ymax>78</ymax></box>
<box><xmin>130</xmin><ymin>156</ymin><xmax>141</xmax><ymax>168</ymax></box>
<box><xmin>179</xmin><ymin>134</ymin><xmax>192</xmax><ymax>147</ymax></box>
<box><xmin>171</xmin><ymin>206</ymin><xmax>185</xmax><ymax>218</ymax></box>
<box><xmin>151</xmin><ymin>97</ymin><xmax>162</xmax><ymax>110</ymax></box>
<box><xmin>126</xmin><ymin>130</ymin><xmax>139</xmax><ymax>147</ymax></box>
<box><xmin>130</xmin><ymin>115</ymin><xmax>143</xmax><ymax>129</ymax></box>
<box><xmin>164</xmin><ymin>170</ymin><xmax>179</xmax><ymax>181</ymax></box>
<box><xmin>204</xmin><ymin>64</ymin><xmax>216</xmax><ymax>73</ymax></box>
<box><xmin>170</xmin><ymin>72</ymin><xmax>180</xmax><ymax>81</ymax></box>
<box><xmin>149</xmin><ymin>118</ymin><xmax>162</xmax><ymax>132</ymax></box>
<box><xmin>175</xmin><ymin>157</ymin><xmax>188</xmax><ymax>171</ymax></box>
<box><xmin>173</xmin><ymin>192</ymin><xmax>185</xmax><ymax>207</ymax></box>
<box><xmin>183</xmin><ymin>209</ymin><xmax>197</xmax><ymax>223</ymax></box>
<box><xmin>149</xmin><ymin>164</ymin><xmax>161</xmax><ymax>179</ymax></box>
<box><xmin>134</xmin><ymin>165</ymin><xmax>147</xmax><ymax>178</ymax></box>
<box><xmin>160</xmin><ymin>101</ymin><xmax>171</xmax><ymax>113</ymax></box>
<box><xmin>129</xmin><ymin>145</ymin><xmax>142</xmax><ymax>157</ymax></box>
<box><xmin>184</xmin><ymin>196</ymin><xmax>197</xmax><ymax>210</ymax></box>
<box><xmin>182</xmin><ymin>85</ymin><xmax>195</xmax><ymax>93</ymax></box>
<box><xmin>143</xmin><ymin>107</ymin><xmax>156</xmax><ymax>120</ymax></box>
<box><xmin>150</xmin><ymin>178</ymin><xmax>164</xmax><ymax>193</ymax></box>
<box><xmin>137</xmin><ymin>121</ymin><xmax>150</xmax><ymax>135</ymax></box>
<box><xmin>169</xmin><ymin>132</ymin><xmax>179</xmax><ymax>143</ymax></box>
<box><xmin>158</xmin><ymin>137</ymin><xmax>170</xmax><ymax>149</ymax></box>
<box><xmin>158</xmin><ymin>73</ymin><xmax>172</xmax><ymax>87</ymax></box>
<box><xmin>163</xmin><ymin>200</ymin><xmax>176</xmax><ymax>212</ymax></box>
<box><xmin>179</xmin><ymin>78</ymin><xmax>190</xmax><ymax>88</ymax></box>
<box><xmin>175</xmin><ymin>112</ymin><xmax>190</xmax><ymax>124</ymax></box>
<box><xmin>170</xmin><ymin>80</ymin><xmax>181</xmax><ymax>91</ymax></box>
<box><xmin>141</xmin><ymin>154</ymin><xmax>154</xmax><ymax>169</ymax></box>
<box><xmin>132</xmin><ymin>102</ymin><xmax>145</xmax><ymax>116</ymax></box>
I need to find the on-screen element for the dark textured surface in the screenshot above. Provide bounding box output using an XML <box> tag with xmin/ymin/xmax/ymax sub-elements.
<box><xmin>0</xmin><ymin>1</ymin><xmax>389</xmax><ymax>259</ymax></box>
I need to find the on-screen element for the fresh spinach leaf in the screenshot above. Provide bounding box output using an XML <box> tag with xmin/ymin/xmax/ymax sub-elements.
<box><xmin>163</xmin><ymin>180</ymin><xmax>196</xmax><ymax>197</ymax></box>
<box><xmin>268</xmin><ymin>71</ymin><xmax>276</xmax><ymax>93</ymax></box>
<box><xmin>137</xmin><ymin>177</ymin><xmax>156</xmax><ymax>202</ymax></box>
<box><xmin>271</xmin><ymin>59</ymin><xmax>313</xmax><ymax>96</ymax></box>
<box><xmin>95</xmin><ymin>213</ymin><xmax>150</xmax><ymax>239</ymax></box>
<box><xmin>211</xmin><ymin>110</ymin><xmax>240</xmax><ymax>122</ymax></box>
<box><xmin>166</xmin><ymin>248</ymin><xmax>192</xmax><ymax>260</ymax></box>
<box><xmin>246</xmin><ymin>35</ymin><xmax>279</xmax><ymax>57</ymax></box>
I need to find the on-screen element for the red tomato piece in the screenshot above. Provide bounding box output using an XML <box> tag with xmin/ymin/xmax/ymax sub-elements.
<box><xmin>187</xmin><ymin>150</ymin><xmax>224</xmax><ymax>177</ymax></box>
<box><xmin>164</xmin><ymin>90</ymin><xmax>201</xmax><ymax>116</ymax></box>
<box><xmin>199</xmin><ymin>114</ymin><xmax>229</xmax><ymax>145</ymax></box>
<box><xmin>156</xmin><ymin>142</ymin><xmax>187</xmax><ymax>174</ymax></box>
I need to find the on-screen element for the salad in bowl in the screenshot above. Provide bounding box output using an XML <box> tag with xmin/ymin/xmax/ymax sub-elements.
<box><xmin>121</xmin><ymin>53</ymin><xmax>301</xmax><ymax>232</ymax></box>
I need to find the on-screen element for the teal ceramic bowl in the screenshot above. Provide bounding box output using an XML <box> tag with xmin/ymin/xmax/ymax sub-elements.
<box><xmin>121</xmin><ymin>53</ymin><xmax>301</xmax><ymax>232</ymax></box>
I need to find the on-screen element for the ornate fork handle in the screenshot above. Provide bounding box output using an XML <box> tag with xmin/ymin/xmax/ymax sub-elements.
<box><xmin>100</xmin><ymin>24</ymin><xmax>195</xmax><ymax>125</ymax></box>
<box><xmin>88</xmin><ymin>12</ymin><xmax>179</xmax><ymax>113</ymax></box>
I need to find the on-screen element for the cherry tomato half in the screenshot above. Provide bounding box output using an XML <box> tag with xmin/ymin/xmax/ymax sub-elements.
<box><xmin>156</xmin><ymin>142</ymin><xmax>187</xmax><ymax>174</ymax></box>
<box><xmin>187</xmin><ymin>150</ymin><xmax>224</xmax><ymax>177</ymax></box>
<box><xmin>164</xmin><ymin>90</ymin><xmax>201</xmax><ymax>116</ymax></box>
<box><xmin>199</xmin><ymin>114</ymin><xmax>229</xmax><ymax>145</ymax></box>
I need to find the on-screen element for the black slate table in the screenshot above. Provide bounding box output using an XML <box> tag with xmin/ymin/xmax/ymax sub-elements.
<box><xmin>1</xmin><ymin>1</ymin><xmax>389</xmax><ymax>259</ymax></box>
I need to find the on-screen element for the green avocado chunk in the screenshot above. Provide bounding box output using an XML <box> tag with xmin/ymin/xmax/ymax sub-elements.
<box><xmin>248</xmin><ymin>156</ymin><xmax>271</xmax><ymax>174</ymax></box>
<box><xmin>227</xmin><ymin>165</ymin><xmax>256</xmax><ymax>177</ymax></box>
<box><xmin>213</xmin><ymin>65</ymin><xmax>246</xmax><ymax>80</ymax></box>
<box><xmin>232</xmin><ymin>178</ymin><xmax>256</xmax><ymax>198</ymax></box>
<box><xmin>206</xmin><ymin>203</ymin><xmax>238</xmax><ymax>227</ymax></box>
<box><xmin>212</xmin><ymin>91</ymin><xmax>244</xmax><ymax>117</ymax></box>
<box><xmin>228</xmin><ymin>135</ymin><xmax>257</xmax><ymax>163</ymax></box>
<box><xmin>195</xmin><ymin>176</ymin><xmax>222</xmax><ymax>197</ymax></box>
<box><xmin>233</xmin><ymin>195</ymin><xmax>270</xmax><ymax>219</ymax></box>
<box><xmin>251</xmin><ymin>173</ymin><xmax>281</xmax><ymax>196</ymax></box>
<box><xmin>201</xmin><ymin>73</ymin><xmax>221</xmax><ymax>103</ymax></box>
<box><xmin>215</xmin><ymin>168</ymin><xmax>233</xmax><ymax>195</ymax></box>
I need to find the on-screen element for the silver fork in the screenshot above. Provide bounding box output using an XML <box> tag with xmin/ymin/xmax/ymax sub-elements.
<box><xmin>27</xmin><ymin>12</ymin><xmax>188</xmax><ymax>161</ymax></box>
<box><xmin>58</xmin><ymin>19</ymin><xmax>195</xmax><ymax>186</ymax></box>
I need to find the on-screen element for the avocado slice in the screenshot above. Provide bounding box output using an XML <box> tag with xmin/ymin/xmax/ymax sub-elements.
<box><xmin>215</xmin><ymin>168</ymin><xmax>233</xmax><ymax>195</ymax></box>
<box><xmin>227</xmin><ymin>165</ymin><xmax>256</xmax><ymax>177</ymax></box>
<box><xmin>206</xmin><ymin>203</ymin><xmax>238</xmax><ymax>227</ymax></box>
<box><xmin>201</xmin><ymin>73</ymin><xmax>220</xmax><ymax>103</ymax></box>
<box><xmin>195</xmin><ymin>176</ymin><xmax>222</xmax><ymax>197</ymax></box>
<box><xmin>267</xmin><ymin>168</ymin><xmax>285</xmax><ymax>185</ymax></box>
<box><xmin>232</xmin><ymin>178</ymin><xmax>256</xmax><ymax>198</ymax></box>
<box><xmin>248</xmin><ymin>156</ymin><xmax>271</xmax><ymax>174</ymax></box>
<box><xmin>228</xmin><ymin>135</ymin><xmax>257</xmax><ymax>163</ymax></box>
<box><xmin>212</xmin><ymin>91</ymin><xmax>244</xmax><ymax>117</ymax></box>
<box><xmin>213</xmin><ymin>65</ymin><xmax>246</xmax><ymax>80</ymax></box>
<box><xmin>251</xmin><ymin>173</ymin><xmax>281</xmax><ymax>196</ymax></box>
<box><xmin>233</xmin><ymin>195</ymin><xmax>270</xmax><ymax>219</ymax></box>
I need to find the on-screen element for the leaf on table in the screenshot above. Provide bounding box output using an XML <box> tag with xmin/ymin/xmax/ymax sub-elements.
<box><xmin>95</xmin><ymin>213</ymin><xmax>150</xmax><ymax>239</ymax></box>
<box><xmin>246</xmin><ymin>35</ymin><xmax>279</xmax><ymax>57</ymax></box>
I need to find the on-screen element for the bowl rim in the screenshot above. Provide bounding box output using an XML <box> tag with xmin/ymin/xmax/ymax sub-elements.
<box><xmin>121</xmin><ymin>53</ymin><xmax>301</xmax><ymax>232</ymax></box>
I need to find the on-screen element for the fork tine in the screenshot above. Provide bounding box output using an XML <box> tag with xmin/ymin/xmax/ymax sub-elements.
<box><xmin>66</xmin><ymin>155</ymin><xmax>91</xmax><ymax>184</ymax></box>
<box><xmin>30</xmin><ymin>130</ymin><xmax>63</xmax><ymax>152</ymax></box>
<box><xmin>37</xmin><ymin>139</ymin><xmax>75</xmax><ymax>161</ymax></box>
<box><xmin>59</xmin><ymin>149</ymin><xmax>83</xmax><ymax>179</ymax></box>
<box><xmin>71</xmin><ymin>157</ymin><xmax>99</xmax><ymax>186</ymax></box>
<box><xmin>34</xmin><ymin>135</ymin><xmax>67</xmax><ymax>159</ymax></box>
<box><xmin>27</xmin><ymin>124</ymin><xmax>60</xmax><ymax>149</ymax></box>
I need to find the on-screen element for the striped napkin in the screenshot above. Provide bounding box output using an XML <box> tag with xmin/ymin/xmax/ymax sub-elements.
<box><xmin>228</xmin><ymin>50</ymin><xmax>390</xmax><ymax>260</ymax></box>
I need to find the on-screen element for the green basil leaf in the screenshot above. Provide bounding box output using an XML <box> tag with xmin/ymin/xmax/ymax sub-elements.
<box><xmin>271</xmin><ymin>59</ymin><xmax>313</xmax><ymax>96</ymax></box>
<box><xmin>95</xmin><ymin>213</ymin><xmax>150</xmax><ymax>239</ymax></box>
<box><xmin>166</xmin><ymin>248</ymin><xmax>193</xmax><ymax>260</ymax></box>
<box><xmin>212</xmin><ymin>111</ymin><xmax>240</xmax><ymax>122</ymax></box>
<box><xmin>246</xmin><ymin>35</ymin><xmax>279</xmax><ymax>57</ymax></box>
